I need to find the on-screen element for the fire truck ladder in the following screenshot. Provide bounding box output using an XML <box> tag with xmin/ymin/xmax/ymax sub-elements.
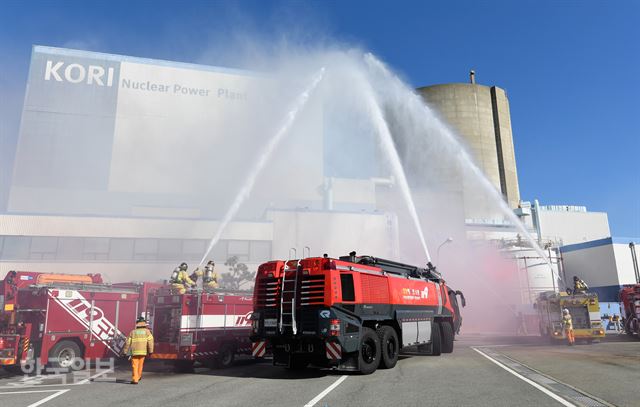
<box><xmin>279</xmin><ymin>250</ymin><xmax>300</xmax><ymax>335</ymax></box>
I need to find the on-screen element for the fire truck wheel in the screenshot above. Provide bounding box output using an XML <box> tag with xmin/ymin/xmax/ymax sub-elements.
<box><xmin>358</xmin><ymin>327</ymin><xmax>381</xmax><ymax>375</ymax></box>
<box><xmin>212</xmin><ymin>344</ymin><xmax>235</xmax><ymax>369</ymax></box>
<box><xmin>429</xmin><ymin>322</ymin><xmax>442</xmax><ymax>356</ymax></box>
<box><xmin>49</xmin><ymin>340</ymin><xmax>82</xmax><ymax>371</ymax></box>
<box><xmin>376</xmin><ymin>326</ymin><xmax>399</xmax><ymax>369</ymax></box>
<box><xmin>440</xmin><ymin>322</ymin><xmax>454</xmax><ymax>353</ymax></box>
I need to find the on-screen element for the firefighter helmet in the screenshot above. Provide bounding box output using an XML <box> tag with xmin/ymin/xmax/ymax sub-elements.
<box><xmin>562</xmin><ymin>308</ymin><xmax>569</xmax><ymax>315</ymax></box>
<box><xmin>180</xmin><ymin>262</ymin><xmax>188</xmax><ymax>270</ymax></box>
<box><xmin>136</xmin><ymin>316</ymin><xmax>147</xmax><ymax>324</ymax></box>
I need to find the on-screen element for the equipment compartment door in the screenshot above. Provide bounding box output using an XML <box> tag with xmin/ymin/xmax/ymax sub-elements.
<box><xmin>155</xmin><ymin>306</ymin><xmax>181</xmax><ymax>344</ymax></box>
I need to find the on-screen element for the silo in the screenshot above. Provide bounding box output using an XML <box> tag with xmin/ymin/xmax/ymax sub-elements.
<box><xmin>505</xmin><ymin>246</ymin><xmax>561</xmax><ymax>304</ymax></box>
<box><xmin>416</xmin><ymin>73</ymin><xmax>521</xmax><ymax>209</ymax></box>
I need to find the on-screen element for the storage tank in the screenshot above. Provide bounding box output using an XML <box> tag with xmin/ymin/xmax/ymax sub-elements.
<box><xmin>416</xmin><ymin>72</ymin><xmax>521</xmax><ymax>209</ymax></box>
<box><xmin>505</xmin><ymin>246</ymin><xmax>561</xmax><ymax>304</ymax></box>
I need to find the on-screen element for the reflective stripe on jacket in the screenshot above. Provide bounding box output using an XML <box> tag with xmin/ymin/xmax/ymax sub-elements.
<box><xmin>562</xmin><ymin>315</ymin><xmax>573</xmax><ymax>330</ymax></box>
<box><xmin>123</xmin><ymin>324</ymin><xmax>154</xmax><ymax>356</ymax></box>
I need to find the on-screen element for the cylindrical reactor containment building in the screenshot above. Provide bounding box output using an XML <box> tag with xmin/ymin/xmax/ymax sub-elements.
<box><xmin>416</xmin><ymin>80</ymin><xmax>521</xmax><ymax>210</ymax></box>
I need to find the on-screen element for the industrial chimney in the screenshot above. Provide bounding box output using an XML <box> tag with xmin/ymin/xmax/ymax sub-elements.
<box><xmin>469</xmin><ymin>70</ymin><xmax>476</xmax><ymax>84</ymax></box>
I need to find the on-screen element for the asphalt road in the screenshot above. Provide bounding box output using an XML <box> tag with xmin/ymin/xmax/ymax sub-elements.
<box><xmin>1</xmin><ymin>335</ymin><xmax>638</xmax><ymax>407</ymax></box>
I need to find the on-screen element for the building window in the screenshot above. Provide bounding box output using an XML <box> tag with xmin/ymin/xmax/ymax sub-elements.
<box><xmin>30</xmin><ymin>237</ymin><xmax>58</xmax><ymax>260</ymax></box>
<box><xmin>1</xmin><ymin>236</ymin><xmax>31</xmax><ymax>260</ymax></box>
<box><xmin>109</xmin><ymin>238</ymin><xmax>134</xmax><ymax>261</ymax></box>
<box><xmin>183</xmin><ymin>239</ymin><xmax>206</xmax><ymax>262</ymax></box>
<box><xmin>250</xmin><ymin>241</ymin><xmax>271</xmax><ymax>262</ymax></box>
<box><xmin>83</xmin><ymin>238</ymin><xmax>109</xmax><ymax>260</ymax></box>
<box><xmin>134</xmin><ymin>239</ymin><xmax>158</xmax><ymax>261</ymax></box>
<box><xmin>228</xmin><ymin>240</ymin><xmax>249</xmax><ymax>262</ymax></box>
<box><xmin>57</xmin><ymin>237</ymin><xmax>84</xmax><ymax>260</ymax></box>
<box><xmin>157</xmin><ymin>239</ymin><xmax>182</xmax><ymax>261</ymax></box>
<box><xmin>209</xmin><ymin>240</ymin><xmax>228</xmax><ymax>263</ymax></box>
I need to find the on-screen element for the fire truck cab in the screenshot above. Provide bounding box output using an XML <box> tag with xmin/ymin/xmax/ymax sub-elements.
<box><xmin>620</xmin><ymin>284</ymin><xmax>640</xmax><ymax>338</ymax></box>
<box><xmin>535</xmin><ymin>290</ymin><xmax>605</xmax><ymax>343</ymax></box>
<box><xmin>0</xmin><ymin>270</ymin><xmax>149</xmax><ymax>371</ymax></box>
<box><xmin>148</xmin><ymin>287</ymin><xmax>254</xmax><ymax>370</ymax></box>
<box><xmin>250</xmin><ymin>252</ymin><xmax>463</xmax><ymax>375</ymax></box>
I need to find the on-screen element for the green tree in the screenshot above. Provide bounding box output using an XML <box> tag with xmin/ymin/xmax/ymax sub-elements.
<box><xmin>219</xmin><ymin>256</ymin><xmax>255</xmax><ymax>290</ymax></box>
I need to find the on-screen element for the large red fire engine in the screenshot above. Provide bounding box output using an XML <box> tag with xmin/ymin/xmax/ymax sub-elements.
<box><xmin>0</xmin><ymin>270</ymin><xmax>153</xmax><ymax>371</ymax></box>
<box><xmin>148</xmin><ymin>286</ymin><xmax>254</xmax><ymax>370</ymax></box>
<box><xmin>250</xmin><ymin>252</ymin><xmax>464</xmax><ymax>374</ymax></box>
<box><xmin>620</xmin><ymin>284</ymin><xmax>640</xmax><ymax>338</ymax></box>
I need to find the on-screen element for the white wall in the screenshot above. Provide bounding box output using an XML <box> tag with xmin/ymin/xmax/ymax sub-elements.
<box><xmin>561</xmin><ymin>244</ymin><xmax>618</xmax><ymax>287</ymax></box>
<box><xmin>613</xmin><ymin>243</ymin><xmax>639</xmax><ymax>285</ymax></box>
<box><xmin>267</xmin><ymin>209</ymin><xmax>397</xmax><ymax>260</ymax></box>
<box><xmin>539</xmin><ymin>210</ymin><xmax>610</xmax><ymax>245</ymax></box>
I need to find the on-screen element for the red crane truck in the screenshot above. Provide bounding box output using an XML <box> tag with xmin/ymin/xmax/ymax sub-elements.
<box><xmin>0</xmin><ymin>270</ymin><xmax>153</xmax><ymax>372</ymax></box>
<box><xmin>620</xmin><ymin>284</ymin><xmax>640</xmax><ymax>339</ymax></box>
<box><xmin>250</xmin><ymin>252</ymin><xmax>464</xmax><ymax>374</ymax></box>
<box><xmin>148</xmin><ymin>286</ymin><xmax>254</xmax><ymax>370</ymax></box>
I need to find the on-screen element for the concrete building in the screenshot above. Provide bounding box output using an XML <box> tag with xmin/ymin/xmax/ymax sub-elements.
<box><xmin>560</xmin><ymin>237</ymin><xmax>640</xmax><ymax>315</ymax></box>
<box><xmin>0</xmin><ymin>46</ymin><xmax>397</xmax><ymax>284</ymax></box>
<box><xmin>416</xmin><ymin>72</ymin><xmax>520</xmax><ymax>209</ymax></box>
<box><xmin>516</xmin><ymin>201</ymin><xmax>611</xmax><ymax>246</ymax></box>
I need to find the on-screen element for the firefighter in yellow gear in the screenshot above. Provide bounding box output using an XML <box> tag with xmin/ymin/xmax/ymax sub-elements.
<box><xmin>562</xmin><ymin>308</ymin><xmax>575</xmax><ymax>346</ymax></box>
<box><xmin>123</xmin><ymin>317</ymin><xmax>154</xmax><ymax>384</ymax></box>
<box><xmin>184</xmin><ymin>261</ymin><xmax>218</xmax><ymax>289</ymax></box>
<box><xmin>170</xmin><ymin>262</ymin><xmax>196</xmax><ymax>294</ymax></box>
<box><xmin>573</xmin><ymin>276</ymin><xmax>588</xmax><ymax>294</ymax></box>
<box><xmin>203</xmin><ymin>260</ymin><xmax>219</xmax><ymax>289</ymax></box>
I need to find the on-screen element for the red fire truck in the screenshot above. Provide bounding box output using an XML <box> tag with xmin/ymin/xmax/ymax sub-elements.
<box><xmin>620</xmin><ymin>284</ymin><xmax>640</xmax><ymax>338</ymax></box>
<box><xmin>250</xmin><ymin>252</ymin><xmax>464</xmax><ymax>374</ymax></box>
<box><xmin>148</xmin><ymin>287</ymin><xmax>254</xmax><ymax>370</ymax></box>
<box><xmin>0</xmin><ymin>270</ymin><xmax>152</xmax><ymax>371</ymax></box>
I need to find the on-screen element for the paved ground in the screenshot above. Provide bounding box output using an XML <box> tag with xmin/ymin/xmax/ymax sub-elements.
<box><xmin>1</xmin><ymin>335</ymin><xmax>638</xmax><ymax>407</ymax></box>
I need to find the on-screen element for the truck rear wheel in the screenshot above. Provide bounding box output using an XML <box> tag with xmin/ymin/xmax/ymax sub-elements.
<box><xmin>440</xmin><ymin>322</ymin><xmax>454</xmax><ymax>353</ymax></box>
<box><xmin>358</xmin><ymin>327</ymin><xmax>381</xmax><ymax>375</ymax></box>
<box><xmin>211</xmin><ymin>344</ymin><xmax>235</xmax><ymax>369</ymax></box>
<box><xmin>377</xmin><ymin>326</ymin><xmax>399</xmax><ymax>369</ymax></box>
<box><xmin>49</xmin><ymin>340</ymin><xmax>82</xmax><ymax>371</ymax></box>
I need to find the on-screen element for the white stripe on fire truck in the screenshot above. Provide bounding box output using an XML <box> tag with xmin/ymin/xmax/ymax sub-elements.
<box><xmin>180</xmin><ymin>314</ymin><xmax>252</xmax><ymax>329</ymax></box>
<box><xmin>48</xmin><ymin>290</ymin><xmax>125</xmax><ymax>355</ymax></box>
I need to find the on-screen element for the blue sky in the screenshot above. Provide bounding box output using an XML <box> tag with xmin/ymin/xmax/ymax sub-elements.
<box><xmin>1</xmin><ymin>0</ymin><xmax>638</xmax><ymax>237</ymax></box>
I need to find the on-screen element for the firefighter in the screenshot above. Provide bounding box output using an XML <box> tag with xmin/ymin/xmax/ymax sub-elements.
<box><xmin>170</xmin><ymin>262</ymin><xmax>196</xmax><ymax>294</ymax></box>
<box><xmin>573</xmin><ymin>276</ymin><xmax>589</xmax><ymax>294</ymax></box>
<box><xmin>203</xmin><ymin>260</ymin><xmax>219</xmax><ymax>289</ymax></box>
<box><xmin>562</xmin><ymin>308</ymin><xmax>575</xmax><ymax>346</ymax></box>
<box><xmin>123</xmin><ymin>316</ymin><xmax>154</xmax><ymax>384</ymax></box>
<box><xmin>516</xmin><ymin>312</ymin><xmax>528</xmax><ymax>336</ymax></box>
<box><xmin>611</xmin><ymin>314</ymin><xmax>622</xmax><ymax>332</ymax></box>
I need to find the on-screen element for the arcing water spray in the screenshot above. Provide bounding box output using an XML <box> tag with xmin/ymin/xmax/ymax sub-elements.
<box><xmin>353</xmin><ymin>73</ymin><xmax>432</xmax><ymax>263</ymax></box>
<box><xmin>198</xmin><ymin>67</ymin><xmax>326</xmax><ymax>266</ymax></box>
<box><xmin>362</xmin><ymin>53</ymin><xmax>556</xmax><ymax>277</ymax></box>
